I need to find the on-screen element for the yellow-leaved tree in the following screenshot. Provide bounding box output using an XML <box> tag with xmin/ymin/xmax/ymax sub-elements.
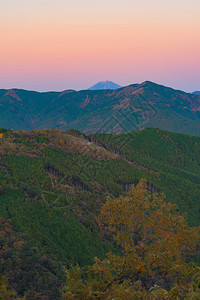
<box><xmin>63</xmin><ymin>179</ymin><xmax>200</xmax><ymax>299</ymax></box>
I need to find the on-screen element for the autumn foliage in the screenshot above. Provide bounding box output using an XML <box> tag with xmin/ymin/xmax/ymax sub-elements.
<box><xmin>64</xmin><ymin>180</ymin><xmax>200</xmax><ymax>299</ymax></box>
<box><xmin>99</xmin><ymin>179</ymin><xmax>199</xmax><ymax>279</ymax></box>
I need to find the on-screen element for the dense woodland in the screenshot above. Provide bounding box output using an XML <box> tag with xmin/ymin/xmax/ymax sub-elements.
<box><xmin>0</xmin><ymin>127</ymin><xmax>200</xmax><ymax>299</ymax></box>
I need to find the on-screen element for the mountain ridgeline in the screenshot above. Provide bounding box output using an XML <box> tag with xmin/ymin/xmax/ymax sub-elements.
<box><xmin>0</xmin><ymin>127</ymin><xmax>200</xmax><ymax>297</ymax></box>
<box><xmin>1</xmin><ymin>81</ymin><xmax>200</xmax><ymax>136</ymax></box>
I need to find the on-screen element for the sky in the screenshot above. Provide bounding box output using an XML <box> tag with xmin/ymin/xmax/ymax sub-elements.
<box><xmin>0</xmin><ymin>0</ymin><xmax>200</xmax><ymax>92</ymax></box>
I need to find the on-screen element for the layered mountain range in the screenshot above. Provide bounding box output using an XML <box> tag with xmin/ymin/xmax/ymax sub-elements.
<box><xmin>1</xmin><ymin>81</ymin><xmax>200</xmax><ymax>136</ymax></box>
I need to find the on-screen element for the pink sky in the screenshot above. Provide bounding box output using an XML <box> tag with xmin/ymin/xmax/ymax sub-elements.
<box><xmin>0</xmin><ymin>0</ymin><xmax>200</xmax><ymax>92</ymax></box>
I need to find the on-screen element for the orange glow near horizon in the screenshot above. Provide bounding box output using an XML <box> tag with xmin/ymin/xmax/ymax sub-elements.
<box><xmin>0</xmin><ymin>0</ymin><xmax>200</xmax><ymax>91</ymax></box>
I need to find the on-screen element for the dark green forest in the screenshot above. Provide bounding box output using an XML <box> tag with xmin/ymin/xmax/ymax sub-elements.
<box><xmin>0</xmin><ymin>127</ymin><xmax>200</xmax><ymax>299</ymax></box>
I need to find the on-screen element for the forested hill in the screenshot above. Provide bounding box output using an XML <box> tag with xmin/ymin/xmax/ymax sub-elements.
<box><xmin>1</xmin><ymin>81</ymin><xmax>200</xmax><ymax>136</ymax></box>
<box><xmin>0</xmin><ymin>127</ymin><xmax>200</xmax><ymax>298</ymax></box>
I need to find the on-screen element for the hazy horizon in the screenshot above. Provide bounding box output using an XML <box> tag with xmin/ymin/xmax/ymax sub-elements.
<box><xmin>0</xmin><ymin>79</ymin><xmax>199</xmax><ymax>94</ymax></box>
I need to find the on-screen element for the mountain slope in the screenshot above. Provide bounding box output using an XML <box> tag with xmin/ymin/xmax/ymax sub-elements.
<box><xmin>88</xmin><ymin>81</ymin><xmax>122</xmax><ymax>90</ymax></box>
<box><xmin>1</xmin><ymin>127</ymin><xmax>200</xmax><ymax>297</ymax></box>
<box><xmin>193</xmin><ymin>91</ymin><xmax>200</xmax><ymax>95</ymax></box>
<box><xmin>1</xmin><ymin>81</ymin><xmax>200</xmax><ymax>136</ymax></box>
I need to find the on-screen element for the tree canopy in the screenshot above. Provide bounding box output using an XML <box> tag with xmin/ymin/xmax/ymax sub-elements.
<box><xmin>64</xmin><ymin>180</ymin><xmax>200</xmax><ymax>299</ymax></box>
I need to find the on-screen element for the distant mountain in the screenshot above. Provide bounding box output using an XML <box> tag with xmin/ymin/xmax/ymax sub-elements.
<box><xmin>193</xmin><ymin>91</ymin><xmax>200</xmax><ymax>95</ymax></box>
<box><xmin>88</xmin><ymin>81</ymin><xmax>122</xmax><ymax>90</ymax></box>
<box><xmin>1</xmin><ymin>81</ymin><xmax>200</xmax><ymax>136</ymax></box>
